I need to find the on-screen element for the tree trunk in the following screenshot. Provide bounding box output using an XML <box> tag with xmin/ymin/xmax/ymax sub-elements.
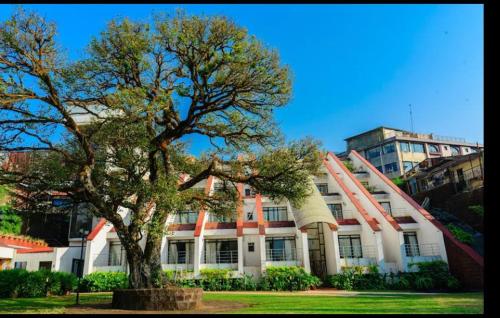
<box><xmin>122</xmin><ymin>237</ymin><xmax>164</xmax><ymax>289</ymax></box>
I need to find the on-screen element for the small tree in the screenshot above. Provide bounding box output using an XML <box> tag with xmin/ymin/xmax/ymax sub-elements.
<box><xmin>0</xmin><ymin>8</ymin><xmax>321</xmax><ymax>288</ymax></box>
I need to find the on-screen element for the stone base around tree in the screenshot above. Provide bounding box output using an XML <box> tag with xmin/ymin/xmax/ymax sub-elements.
<box><xmin>111</xmin><ymin>287</ymin><xmax>203</xmax><ymax>311</ymax></box>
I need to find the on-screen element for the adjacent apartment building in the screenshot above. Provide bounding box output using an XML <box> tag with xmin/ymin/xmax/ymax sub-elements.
<box><xmin>342</xmin><ymin>127</ymin><xmax>483</xmax><ymax>179</ymax></box>
<box><xmin>5</xmin><ymin>151</ymin><xmax>455</xmax><ymax>280</ymax></box>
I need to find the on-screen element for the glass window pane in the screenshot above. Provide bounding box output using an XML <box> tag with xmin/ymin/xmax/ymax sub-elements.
<box><xmin>399</xmin><ymin>142</ymin><xmax>410</xmax><ymax>153</ymax></box>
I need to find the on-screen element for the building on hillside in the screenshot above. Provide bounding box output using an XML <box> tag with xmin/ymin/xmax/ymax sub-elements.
<box><xmin>343</xmin><ymin>126</ymin><xmax>483</xmax><ymax>179</ymax></box>
<box><xmin>8</xmin><ymin>151</ymin><xmax>458</xmax><ymax>280</ymax></box>
<box><xmin>403</xmin><ymin>151</ymin><xmax>484</xmax><ymax>196</ymax></box>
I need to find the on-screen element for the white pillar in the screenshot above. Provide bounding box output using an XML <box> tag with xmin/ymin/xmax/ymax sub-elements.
<box><xmin>374</xmin><ymin>232</ymin><xmax>385</xmax><ymax>272</ymax></box>
<box><xmin>194</xmin><ymin>236</ymin><xmax>203</xmax><ymax>277</ymax></box>
<box><xmin>82</xmin><ymin>241</ymin><xmax>92</xmax><ymax>275</ymax></box>
<box><xmin>331</xmin><ymin>230</ymin><xmax>342</xmax><ymax>274</ymax></box>
<box><xmin>162</xmin><ymin>237</ymin><xmax>168</xmax><ymax>265</ymax></box>
<box><xmin>237</xmin><ymin>236</ymin><xmax>244</xmax><ymax>276</ymax></box>
<box><xmin>259</xmin><ymin>235</ymin><xmax>266</xmax><ymax>273</ymax></box>
<box><xmin>301</xmin><ymin>231</ymin><xmax>311</xmax><ymax>273</ymax></box>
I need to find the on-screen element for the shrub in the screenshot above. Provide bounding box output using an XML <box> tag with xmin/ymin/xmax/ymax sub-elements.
<box><xmin>0</xmin><ymin>269</ymin><xmax>77</xmax><ymax>298</ymax></box>
<box><xmin>409</xmin><ymin>260</ymin><xmax>460</xmax><ymax>291</ymax></box>
<box><xmin>327</xmin><ymin>265</ymin><xmax>385</xmax><ymax>291</ymax></box>
<box><xmin>258</xmin><ymin>266</ymin><xmax>321</xmax><ymax>291</ymax></box>
<box><xmin>0</xmin><ymin>269</ymin><xmax>27</xmax><ymax>298</ymax></box>
<box><xmin>80</xmin><ymin>272</ymin><xmax>128</xmax><ymax>292</ymax></box>
<box><xmin>446</xmin><ymin>224</ymin><xmax>474</xmax><ymax>245</ymax></box>
<box><xmin>468</xmin><ymin>205</ymin><xmax>484</xmax><ymax>217</ymax></box>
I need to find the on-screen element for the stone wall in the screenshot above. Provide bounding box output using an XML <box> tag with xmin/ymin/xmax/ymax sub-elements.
<box><xmin>112</xmin><ymin>287</ymin><xmax>203</xmax><ymax>311</ymax></box>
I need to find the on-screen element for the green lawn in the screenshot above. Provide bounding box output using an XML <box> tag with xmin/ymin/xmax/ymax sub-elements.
<box><xmin>0</xmin><ymin>291</ymin><xmax>483</xmax><ymax>314</ymax></box>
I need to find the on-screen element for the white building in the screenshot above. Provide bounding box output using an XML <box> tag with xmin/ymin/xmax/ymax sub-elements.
<box><xmin>9</xmin><ymin>151</ymin><xmax>449</xmax><ymax>279</ymax></box>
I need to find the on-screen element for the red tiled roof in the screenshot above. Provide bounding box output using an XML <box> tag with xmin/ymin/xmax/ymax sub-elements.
<box><xmin>17</xmin><ymin>247</ymin><xmax>54</xmax><ymax>254</ymax></box>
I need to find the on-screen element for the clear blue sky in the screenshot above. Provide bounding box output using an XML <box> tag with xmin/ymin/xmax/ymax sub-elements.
<box><xmin>1</xmin><ymin>4</ymin><xmax>484</xmax><ymax>153</ymax></box>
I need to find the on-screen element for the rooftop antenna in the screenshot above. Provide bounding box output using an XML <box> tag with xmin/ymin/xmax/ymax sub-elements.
<box><xmin>409</xmin><ymin>103</ymin><xmax>414</xmax><ymax>132</ymax></box>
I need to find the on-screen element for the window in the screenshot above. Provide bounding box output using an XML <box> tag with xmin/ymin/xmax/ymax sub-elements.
<box><xmin>244</xmin><ymin>188</ymin><xmax>256</xmax><ymax>197</ymax></box>
<box><xmin>376</xmin><ymin>166</ymin><xmax>384</xmax><ymax>173</ymax></box>
<box><xmin>379</xmin><ymin>202</ymin><xmax>392</xmax><ymax>215</ymax></box>
<box><xmin>383</xmin><ymin>143</ymin><xmax>395</xmax><ymax>154</ymax></box>
<box><xmin>208</xmin><ymin>213</ymin><xmax>236</xmax><ymax>223</ymax></box>
<box><xmin>450</xmin><ymin>146</ymin><xmax>460</xmax><ymax>156</ymax></box>
<box><xmin>69</xmin><ymin>204</ymin><xmax>93</xmax><ymax>238</ymax></box>
<box><xmin>367</xmin><ymin>147</ymin><xmax>381</xmax><ymax>159</ymax></box>
<box><xmin>403</xmin><ymin>161</ymin><xmax>413</xmax><ymax>172</ymax></box>
<box><xmin>14</xmin><ymin>261</ymin><xmax>27</xmax><ymax>269</ymax></box>
<box><xmin>108</xmin><ymin>242</ymin><xmax>125</xmax><ymax>266</ymax></box>
<box><xmin>168</xmin><ymin>240</ymin><xmax>194</xmax><ymax>264</ymax></box>
<box><xmin>71</xmin><ymin>259</ymin><xmax>84</xmax><ymax>277</ymax></box>
<box><xmin>338</xmin><ymin>235</ymin><xmax>362</xmax><ymax>258</ymax></box>
<box><xmin>246</xmin><ymin>211</ymin><xmax>254</xmax><ymax>221</ymax></box>
<box><xmin>316</xmin><ymin>183</ymin><xmax>328</xmax><ymax>195</ymax></box>
<box><xmin>174</xmin><ymin>211</ymin><xmax>199</xmax><ymax>224</ymax></box>
<box><xmin>327</xmin><ymin>203</ymin><xmax>343</xmax><ymax>220</ymax></box>
<box><xmin>39</xmin><ymin>261</ymin><xmax>52</xmax><ymax>271</ymax></box>
<box><xmin>411</xmin><ymin>143</ymin><xmax>425</xmax><ymax>153</ymax></box>
<box><xmin>399</xmin><ymin>142</ymin><xmax>411</xmax><ymax>153</ymax></box>
<box><xmin>428</xmin><ymin>144</ymin><xmax>440</xmax><ymax>153</ymax></box>
<box><xmin>248</xmin><ymin>242</ymin><xmax>255</xmax><ymax>252</ymax></box>
<box><xmin>204</xmin><ymin>239</ymin><xmax>238</xmax><ymax>264</ymax></box>
<box><xmin>265</xmin><ymin>237</ymin><xmax>296</xmax><ymax>261</ymax></box>
<box><xmin>404</xmin><ymin>232</ymin><xmax>420</xmax><ymax>257</ymax></box>
<box><xmin>384</xmin><ymin>162</ymin><xmax>399</xmax><ymax>173</ymax></box>
<box><xmin>263</xmin><ymin>206</ymin><xmax>288</xmax><ymax>221</ymax></box>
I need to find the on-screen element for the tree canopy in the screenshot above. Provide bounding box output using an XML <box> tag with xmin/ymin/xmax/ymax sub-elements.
<box><xmin>0</xmin><ymin>8</ymin><xmax>322</xmax><ymax>288</ymax></box>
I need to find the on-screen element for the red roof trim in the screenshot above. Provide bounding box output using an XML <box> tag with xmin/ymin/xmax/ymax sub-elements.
<box><xmin>350</xmin><ymin>150</ymin><xmax>483</xmax><ymax>266</ymax></box>
<box><xmin>236</xmin><ymin>183</ymin><xmax>244</xmax><ymax>237</ymax></box>
<box><xmin>86</xmin><ymin>218</ymin><xmax>107</xmax><ymax>241</ymax></box>
<box><xmin>17</xmin><ymin>247</ymin><xmax>54</xmax><ymax>254</ymax></box>
<box><xmin>194</xmin><ymin>176</ymin><xmax>214</xmax><ymax>237</ymax></box>
<box><xmin>328</xmin><ymin>152</ymin><xmax>402</xmax><ymax>231</ymax></box>
<box><xmin>0</xmin><ymin>235</ymin><xmax>48</xmax><ymax>248</ymax></box>
<box><xmin>255</xmin><ymin>194</ymin><xmax>266</xmax><ymax>235</ymax></box>
<box><xmin>322</xmin><ymin>155</ymin><xmax>380</xmax><ymax>231</ymax></box>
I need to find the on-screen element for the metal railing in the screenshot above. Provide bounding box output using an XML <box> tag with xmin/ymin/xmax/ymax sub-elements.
<box><xmin>331</xmin><ymin>209</ymin><xmax>355</xmax><ymax>221</ymax></box>
<box><xmin>266</xmin><ymin>248</ymin><xmax>299</xmax><ymax>262</ymax></box>
<box><xmin>203</xmin><ymin>250</ymin><xmax>238</xmax><ymax>264</ymax></box>
<box><xmin>91</xmin><ymin>253</ymin><xmax>127</xmax><ymax>269</ymax></box>
<box><xmin>167</xmin><ymin>251</ymin><xmax>194</xmax><ymax>265</ymax></box>
<box><xmin>404</xmin><ymin>243</ymin><xmax>440</xmax><ymax>257</ymax></box>
<box><xmin>339</xmin><ymin>245</ymin><xmax>377</xmax><ymax>259</ymax></box>
<box><xmin>387</xmin><ymin>207</ymin><xmax>412</xmax><ymax>217</ymax></box>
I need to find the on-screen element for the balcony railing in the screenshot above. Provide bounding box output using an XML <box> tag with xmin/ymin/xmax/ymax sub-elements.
<box><xmin>203</xmin><ymin>250</ymin><xmax>238</xmax><ymax>264</ymax></box>
<box><xmin>339</xmin><ymin>245</ymin><xmax>377</xmax><ymax>259</ymax></box>
<box><xmin>404</xmin><ymin>243</ymin><xmax>440</xmax><ymax>257</ymax></box>
<box><xmin>167</xmin><ymin>251</ymin><xmax>193</xmax><ymax>265</ymax></box>
<box><xmin>266</xmin><ymin>248</ymin><xmax>299</xmax><ymax>262</ymax></box>
<box><xmin>387</xmin><ymin>207</ymin><xmax>412</xmax><ymax>217</ymax></box>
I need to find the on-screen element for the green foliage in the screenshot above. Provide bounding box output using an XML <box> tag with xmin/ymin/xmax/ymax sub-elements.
<box><xmin>258</xmin><ymin>266</ymin><xmax>321</xmax><ymax>291</ymax></box>
<box><xmin>327</xmin><ymin>261</ymin><xmax>460</xmax><ymax>292</ymax></box>
<box><xmin>0</xmin><ymin>205</ymin><xmax>22</xmax><ymax>235</ymax></box>
<box><xmin>468</xmin><ymin>205</ymin><xmax>484</xmax><ymax>217</ymax></box>
<box><xmin>343</xmin><ymin>161</ymin><xmax>354</xmax><ymax>172</ymax></box>
<box><xmin>80</xmin><ymin>272</ymin><xmax>129</xmax><ymax>292</ymax></box>
<box><xmin>0</xmin><ymin>270</ymin><xmax>77</xmax><ymax>298</ymax></box>
<box><xmin>391</xmin><ymin>177</ymin><xmax>406</xmax><ymax>188</ymax></box>
<box><xmin>446</xmin><ymin>224</ymin><xmax>474</xmax><ymax>245</ymax></box>
<box><xmin>165</xmin><ymin>269</ymin><xmax>257</xmax><ymax>291</ymax></box>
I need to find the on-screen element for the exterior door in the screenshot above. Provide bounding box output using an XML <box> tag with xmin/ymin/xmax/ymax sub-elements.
<box><xmin>307</xmin><ymin>222</ymin><xmax>327</xmax><ymax>279</ymax></box>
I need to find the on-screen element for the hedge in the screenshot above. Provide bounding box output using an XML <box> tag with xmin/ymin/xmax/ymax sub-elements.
<box><xmin>0</xmin><ymin>269</ymin><xmax>77</xmax><ymax>298</ymax></box>
<box><xmin>327</xmin><ymin>261</ymin><xmax>461</xmax><ymax>292</ymax></box>
<box><xmin>166</xmin><ymin>266</ymin><xmax>320</xmax><ymax>291</ymax></box>
<box><xmin>79</xmin><ymin>271</ymin><xmax>129</xmax><ymax>292</ymax></box>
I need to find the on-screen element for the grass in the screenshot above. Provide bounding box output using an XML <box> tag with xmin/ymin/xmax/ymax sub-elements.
<box><xmin>0</xmin><ymin>291</ymin><xmax>483</xmax><ymax>314</ymax></box>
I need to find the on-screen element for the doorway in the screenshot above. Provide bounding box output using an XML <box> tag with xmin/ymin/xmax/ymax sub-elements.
<box><xmin>306</xmin><ymin>222</ymin><xmax>327</xmax><ymax>279</ymax></box>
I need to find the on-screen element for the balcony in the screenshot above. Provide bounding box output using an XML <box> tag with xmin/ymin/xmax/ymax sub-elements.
<box><xmin>92</xmin><ymin>253</ymin><xmax>127</xmax><ymax>272</ymax></box>
<box><xmin>338</xmin><ymin>245</ymin><xmax>377</xmax><ymax>267</ymax></box>
<box><xmin>404</xmin><ymin>243</ymin><xmax>441</xmax><ymax>263</ymax></box>
<box><xmin>387</xmin><ymin>207</ymin><xmax>412</xmax><ymax>218</ymax></box>
<box><xmin>352</xmin><ymin>170</ymin><xmax>369</xmax><ymax>180</ymax></box>
<box><xmin>266</xmin><ymin>248</ymin><xmax>302</xmax><ymax>266</ymax></box>
<box><xmin>202</xmin><ymin>250</ymin><xmax>238</xmax><ymax>270</ymax></box>
<box><xmin>164</xmin><ymin>251</ymin><xmax>194</xmax><ymax>271</ymax></box>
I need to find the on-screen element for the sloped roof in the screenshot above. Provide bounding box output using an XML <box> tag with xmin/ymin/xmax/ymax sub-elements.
<box><xmin>290</xmin><ymin>177</ymin><xmax>337</xmax><ymax>229</ymax></box>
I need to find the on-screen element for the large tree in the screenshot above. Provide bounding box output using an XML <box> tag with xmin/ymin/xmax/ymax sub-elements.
<box><xmin>0</xmin><ymin>8</ymin><xmax>321</xmax><ymax>288</ymax></box>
